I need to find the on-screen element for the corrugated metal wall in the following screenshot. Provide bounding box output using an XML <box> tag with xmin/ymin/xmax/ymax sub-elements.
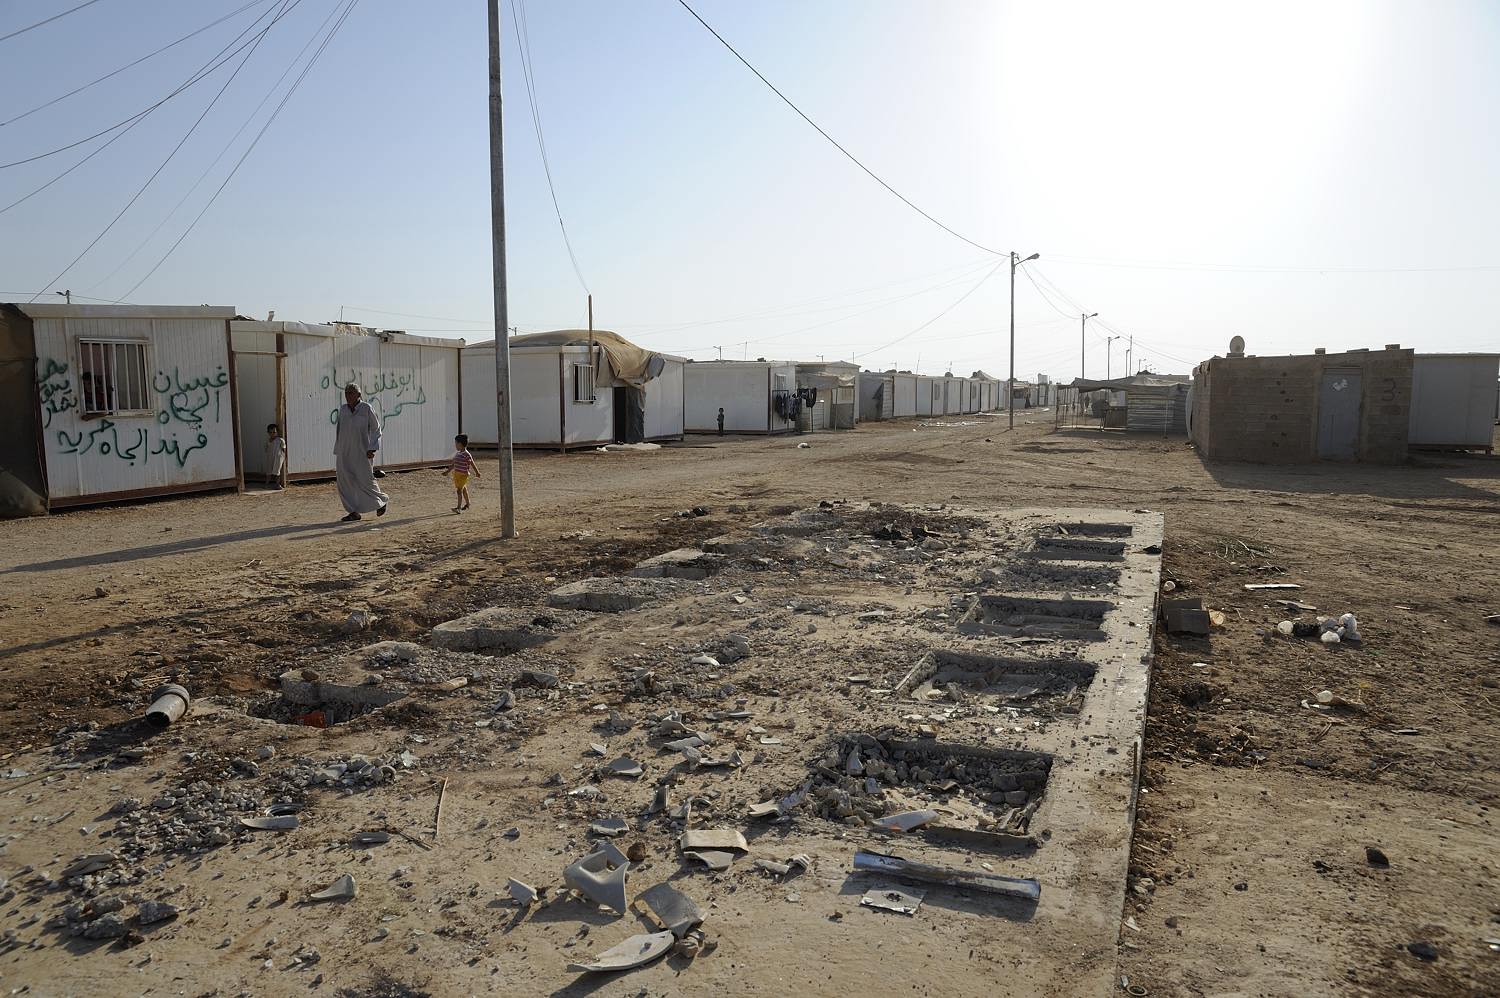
<box><xmin>33</xmin><ymin>312</ymin><xmax>237</xmax><ymax>503</ymax></box>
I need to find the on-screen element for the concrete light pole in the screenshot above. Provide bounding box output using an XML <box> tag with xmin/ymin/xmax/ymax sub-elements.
<box><xmin>1009</xmin><ymin>250</ymin><xmax>1038</xmax><ymax>429</ymax></box>
<box><xmin>1080</xmin><ymin>311</ymin><xmax>1097</xmax><ymax>380</ymax></box>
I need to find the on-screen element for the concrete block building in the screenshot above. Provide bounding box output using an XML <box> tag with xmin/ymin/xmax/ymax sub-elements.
<box><xmin>1190</xmin><ymin>346</ymin><xmax>1414</xmax><ymax>463</ymax></box>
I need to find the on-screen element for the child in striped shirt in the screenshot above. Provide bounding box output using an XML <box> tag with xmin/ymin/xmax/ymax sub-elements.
<box><xmin>444</xmin><ymin>434</ymin><xmax>479</xmax><ymax>513</ymax></box>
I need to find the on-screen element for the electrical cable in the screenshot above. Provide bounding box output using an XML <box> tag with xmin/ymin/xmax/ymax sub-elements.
<box><xmin>510</xmin><ymin>0</ymin><xmax>589</xmax><ymax>294</ymax></box>
<box><xmin>853</xmin><ymin>260</ymin><xmax>1004</xmax><ymax>358</ymax></box>
<box><xmin>1019</xmin><ymin>265</ymin><xmax>1081</xmax><ymax>321</ymax></box>
<box><xmin>0</xmin><ymin>0</ymin><xmax>107</xmax><ymax>45</ymax></box>
<box><xmin>1044</xmin><ymin>253</ymin><xmax>1500</xmax><ymax>274</ymax></box>
<box><xmin>676</xmin><ymin>0</ymin><xmax>1005</xmax><ymax>259</ymax></box>
<box><xmin>0</xmin><ymin>0</ymin><xmax>287</xmax><ymax>170</ymax></box>
<box><xmin>119</xmin><ymin>0</ymin><xmax>361</xmax><ymax>299</ymax></box>
<box><xmin>87</xmin><ymin>0</ymin><xmax>348</xmax><ymax>292</ymax></box>
<box><xmin>2</xmin><ymin>0</ymin><xmax>273</xmax><ymax>128</ymax></box>
<box><xmin>28</xmin><ymin>0</ymin><xmax>302</xmax><ymax>302</ymax></box>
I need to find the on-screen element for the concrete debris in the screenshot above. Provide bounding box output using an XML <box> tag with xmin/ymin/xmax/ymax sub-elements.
<box><xmin>589</xmin><ymin>742</ymin><xmax>608</xmax><ymax>756</ymax></box>
<box><xmin>136</xmin><ymin>900</ymin><xmax>179</xmax><ymax>925</ymax></box>
<box><xmin>753</xmin><ymin>859</ymin><xmax>791</xmax><ymax>877</ymax></box>
<box><xmin>80</xmin><ymin>913</ymin><xmax>129</xmax><ymax>939</ymax></box>
<box><xmin>647</xmin><ymin>784</ymin><xmax>671</xmax><ymax>815</ymax></box>
<box><xmin>853</xmin><ymin>850</ymin><xmax>1041</xmax><ymax>902</ymax></box>
<box><xmin>688</xmin><ymin>654</ymin><xmax>721</xmax><ymax>668</ymax></box>
<box><xmin>239</xmin><ymin>815</ymin><xmax>298</xmax><ymax>831</ymax></box>
<box><xmin>493</xmin><ymin>690</ymin><xmax>516</xmax><ymax>712</ymax></box>
<box><xmin>547</xmin><ymin>576</ymin><xmax>682</xmax><ymax>613</ymax></box>
<box><xmin>62</xmin><ymin>854</ymin><xmax>116</xmax><ymax>880</ymax></box>
<box><xmin>860</xmin><ymin>886</ymin><xmax>924</xmax><ymax>916</ymax></box>
<box><xmin>341</xmin><ymin>609</ymin><xmax>372</xmax><ymax>633</ymax></box>
<box><xmin>429</xmin><ymin>608</ymin><xmax>578</xmax><ymax>652</ymax></box>
<box><xmin>567</xmin><ymin>930</ymin><xmax>675</xmax><ymax>974</ymax></box>
<box><xmin>747</xmin><ymin>801</ymin><xmax>780</xmax><ymax>820</ymax></box>
<box><xmin>308</xmin><ymin>874</ymin><xmax>357</xmax><ymax>902</ymax></box>
<box><xmin>519</xmin><ymin>669</ymin><xmax>560</xmax><ymax>689</ymax></box>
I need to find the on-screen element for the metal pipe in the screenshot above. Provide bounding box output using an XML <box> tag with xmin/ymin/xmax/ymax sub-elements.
<box><xmin>145</xmin><ymin>684</ymin><xmax>190</xmax><ymax>727</ymax></box>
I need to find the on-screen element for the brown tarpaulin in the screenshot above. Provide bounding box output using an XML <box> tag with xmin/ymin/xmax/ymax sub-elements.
<box><xmin>0</xmin><ymin>304</ymin><xmax>47</xmax><ymax>517</ymax></box>
<box><xmin>510</xmin><ymin>329</ymin><xmax>664</xmax><ymax>388</ymax></box>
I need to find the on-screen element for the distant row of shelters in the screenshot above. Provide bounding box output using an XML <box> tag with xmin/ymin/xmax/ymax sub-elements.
<box><xmin>0</xmin><ymin>304</ymin><xmax>1013</xmax><ymax>517</ymax></box>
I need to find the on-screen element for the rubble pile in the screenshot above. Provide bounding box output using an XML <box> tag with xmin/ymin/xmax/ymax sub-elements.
<box><xmin>786</xmin><ymin>733</ymin><xmax>1051</xmax><ymax>833</ymax></box>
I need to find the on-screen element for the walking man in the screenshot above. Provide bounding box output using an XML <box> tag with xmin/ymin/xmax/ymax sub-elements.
<box><xmin>335</xmin><ymin>383</ymin><xmax>388</xmax><ymax>522</ymax></box>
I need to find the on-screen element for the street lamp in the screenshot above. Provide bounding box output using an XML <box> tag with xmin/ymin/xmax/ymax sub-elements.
<box><xmin>1080</xmin><ymin>312</ymin><xmax>1097</xmax><ymax>381</ymax></box>
<box><xmin>1009</xmin><ymin>251</ymin><xmax>1038</xmax><ymax>430</ymax></box>
<box><xmin>1105</xmin><ymin>334</ymin><xmax>1121</xmax><ymax>380</ymax></box>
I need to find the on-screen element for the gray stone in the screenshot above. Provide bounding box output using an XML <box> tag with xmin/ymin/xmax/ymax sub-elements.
<box><xmin>81</xmin><ymin>914</ymin><xmax>127</xmax><ymax>939</ymax></box>
<box><xmin>546</xmin><ymin>577</ymin><xmax>684</xmax><ymax>613</ymax></box>
<box><xmin>430</xmin><ymin>608</ymin><xmax>582</xmax><ymax>652</ymax></box>
<box><xmin>628</xmin><ymin>548</ymin><xmax>724</xmax><ymax>581</ymax></box>
<box><xmin>136</xmin><ymin>900</ymin><xmax>178</xmax><ymax>925</ymax></box>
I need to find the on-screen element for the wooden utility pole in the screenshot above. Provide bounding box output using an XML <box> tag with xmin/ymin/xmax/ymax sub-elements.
<box><xmin>487</xmin><ymin>0</ymin><xmax>517</xmax><ymax>537</ymax></box>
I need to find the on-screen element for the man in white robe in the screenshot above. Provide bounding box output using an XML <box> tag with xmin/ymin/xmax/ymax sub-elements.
<box><xmin>335</xmin><ymin>383</ymin><xmax>388</xmax><ymax>522</ymax></box>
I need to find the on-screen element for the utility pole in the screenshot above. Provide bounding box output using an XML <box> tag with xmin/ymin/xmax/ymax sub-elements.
<box><xmin>1106</xmin><ymin>335</ymin><xmax>1120</xmax><ymax>380</ymax></box>
<box><xmin>487</xmin><ymin>0</ymin><xmax>516</xmax><ymax>538</ymax></box>
<box><xmin>1009</xmin><ymin>250</ymin><xmax>1039</xmax><ymax>429</ymax></box>
<box><xmin>1080</xmin><ymin>311</ymin><xmax>1097</xmax><ymax>380</ymax></box>
<box><xmin>1125</xmin><ymin>335</ymin><xmax>1133</xmax><ymax>376</ymax></box>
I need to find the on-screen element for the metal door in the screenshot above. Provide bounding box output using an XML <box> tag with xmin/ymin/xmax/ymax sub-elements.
<box><xmin>1317</xmin><ymin>369</ymin><xmax>1361</xmax><ymax>460</ymax></box>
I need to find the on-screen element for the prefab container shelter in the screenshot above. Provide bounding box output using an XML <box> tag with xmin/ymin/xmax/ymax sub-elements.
<box><xmin>230</xmin><ymin>320</ymin><xmax>462</xmax><ymax>480</ymax></box>
<box><xmin>1408</xmin><ymin>353</ymin><xmax>1499</xmax><ymax>452</ymax></box>
<box><xmin>0</xmin><ymin>304</ymin><xmax>241</xmax><ymax>516</ymax></box>
<box><xmin>461</xmin><ymin>330</ymin><xmax>685</xmax><ymax>450</ymax></box>
<box><xmin>857</xmin><ymin>372</ymin><xmax>891</xmax><ymax>421</ymax></box>
<box><xmin>796</xmin><ymin>361</ymin><xmax>859</xmax><ymax>430</ymax></box>
<box><xmin>684</xmin><ymin>359</ymin><xmax>799</xmax><ymax>434</ymax></box>
<box><xmin>915</xmin><ymin>375</ymin><xmax>941</xmax><ymax>416</ymax></box>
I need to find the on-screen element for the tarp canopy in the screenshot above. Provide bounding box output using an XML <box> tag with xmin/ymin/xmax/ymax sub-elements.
<box><xmin>1069</xmin><ymin>373</ymin><xmax>1191</xmax><ymax>392</ymax></box>
<box><xmin>511</xmin><ymin>329</ymin><xmax>664</xmax><ymax>388</ymax></box>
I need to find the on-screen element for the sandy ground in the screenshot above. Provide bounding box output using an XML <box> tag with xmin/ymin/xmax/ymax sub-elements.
<box><xmin>1</xmin><ymin>414</ymin><xmax>1497</xmax><ymax>997</ymax></box>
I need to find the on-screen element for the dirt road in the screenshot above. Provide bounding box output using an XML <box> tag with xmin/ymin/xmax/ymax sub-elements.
<box><xmin>1</xmin><ymin>415</ymin><xmax>1496</xmax><ymax>996</ymax></box>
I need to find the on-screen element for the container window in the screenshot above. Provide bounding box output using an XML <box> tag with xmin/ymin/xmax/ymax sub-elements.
<box><xmin>78</xmin><ymin>339</ymin><xmax>152</xmax><ymax>417</ymax></box>
<box><xmin>572</xmin><ymin>362</ymin><xmax>596</xmax><ymax>403</ymax></box>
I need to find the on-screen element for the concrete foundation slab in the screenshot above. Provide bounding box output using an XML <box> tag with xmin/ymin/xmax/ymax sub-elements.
<box><xmin>430</xmin><ymin>606</ymin><xmax>585</xmax><ymax>652</ymax></box>
<box><xmin>627</xmin><ymin>547</ymin><xmax>726</xmax><ymax>581</ymax></box>
<box><xmin>546</xmin><ymin>576</ymin><xmax>687</xmax><ymax>612</ymax></box>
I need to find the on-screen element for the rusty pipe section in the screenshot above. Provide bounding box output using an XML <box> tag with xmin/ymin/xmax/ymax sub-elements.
<box><xmin>145</xmin><ymin>684</ymin><xmax>191</xmax><ymax>728</ymax></box>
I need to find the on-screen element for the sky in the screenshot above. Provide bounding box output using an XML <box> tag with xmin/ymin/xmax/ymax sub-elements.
<box><xmin>2</xmin><ymin>0</ymin><xmax>1497</xmax><ymax>380</ymax></box>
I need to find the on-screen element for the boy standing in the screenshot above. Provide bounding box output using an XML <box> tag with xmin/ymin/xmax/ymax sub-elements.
<box><xmin>444</xmin><ymin>434</ymin><xmax>479</xmax><ymax>513</ymax></box>
<box><xmin>265</xmin><ymin>423</ymin><xmax>287</xmax><ymax>490</ymax></box>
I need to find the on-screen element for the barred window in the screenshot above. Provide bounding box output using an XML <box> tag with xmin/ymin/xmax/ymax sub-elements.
<box><xmin>572</xmin><ymin>362</ymin><xmax>596</xmax><ymax>403</ymax></box>
<box><xmin>78</xmin><ymin>339</ymin><xmax>152</xmax><ymax>416</ymax></box>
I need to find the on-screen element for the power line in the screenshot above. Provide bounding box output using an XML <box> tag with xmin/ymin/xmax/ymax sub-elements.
<box><xmin>510</xmin><ymin>0</ymin><xmax>588</xmax><ymax>294</ymax></box>
<box><xmin>1045</xmin><ymin>253</ymin><xmax>1500</xmax><ymax>274</ymax></box>
<box><xmin>1</xmin><ymin>0</ymin><xmax>273</xmax><ymax>128</ymax></box>
<box><xmin>676</xmin><ymin>0</ymin><xmax>1005</xmax><ymax>259</ymax></box>
<box><xmin>1019</xmin><ymin>266</ymin><xmax>1080</xmax><ymax>321</ymax></box>
<box><xmin>119</xmin><ymin>0</ymin><xmax>361</xmax><ymax>299</ymax></box>
<box><xmin>853</xmin><ymin>261</ymin><xmax>1005</xmax><ymax>358</ymax></box>
<box><xmin>0</xmin><ymin>0</ymin><xmax>107</xmax><ymax>45</ymax></box>
<box><xmin>88</xmin><ymin>0</ymin><xmax>350</xmax><ymax>293</ymax></box>
<box><xmin>0</xmin><ymin>0</ymin><xmax>288</xmax><ymax>170</ymax></box>
<box><xmin>29</xmin><ymin>0</ymin><xmax>302</xmax><ymax>302</ymax></box>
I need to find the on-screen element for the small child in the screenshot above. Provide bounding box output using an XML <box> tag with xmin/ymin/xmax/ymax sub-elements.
<box><xmin>444</xmin><ymin>433</ymin><xmax>479</xmax><ymax>512</ymax></box>
<box><xmin>264</xmin><ymin>423</ymin><xmax>287</xmax><ymax>490</ymax></box>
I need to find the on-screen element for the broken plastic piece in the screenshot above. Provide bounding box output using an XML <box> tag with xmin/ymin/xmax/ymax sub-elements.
<box><xmin>563</xmin><ymin>847</ymin><xmax>630</xmax><ymax>915</ymax></box>
<box><xmin>309</xmin><ymin>874</ymin><xmax>357</xmax><ymax>902</ymax></box>
<box><xmin>872</xmin><ymin>809</ymin><xmax>938</xmax><ymax>833</ymax></box>
<box><xmin>747</xmin><ymin>801</ymin><xmax>780</xmax><ymax>820</ymax></box>
<box><xmin>853</xmin><ymin>850</ymin><xmax>1040</xmax><ymax>902</ymax></box>
<box><xmin>682</xmin><ymin>850</ymin><xmax>736</xmax><ymax>871</ymax></box>
<box><xmin>590</xmin><ymin>817</ymin><xmax>629</xmax><ymax>838</ymax></box>
<box><xmin>680</xmin><ymin>829</ymin><xmax>747</xmax><ymax>852</ymax></box>
<box><xmin>637</xmin><ymin>882</ymin><xmax>704</xmax><ymax>938</ymax></box>
<box><xmin>507</xmin><ymin>878</ymin><xmax>537</xmax><ymax>908</ymax></box>
<box><xmin>605</xmin><ymin>757</ymin><xmax>643</xmax><ymax>778</ymax></box>
<box><xmin>754</xmin><ymin>859</ymin><xmax>791</xmax><ymax>877</ymax></box>
<box><xmin>240</xmin><ymin>815</ymin><xmax>299</xmax><ymax>831</ymax></box>
<box><xmin>567</xmin><ymin>930</ymin><xmax>675</xmax><ymax>974</ymax></box>
<box><xmin>860</xmin><ymin>885</ymin><xmax>924</xmax><ymax>915</ymax></box>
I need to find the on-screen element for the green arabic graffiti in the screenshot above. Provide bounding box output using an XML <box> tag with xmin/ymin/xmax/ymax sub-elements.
<box><xmin>57</xmin><ymin>419</ymin><xmax>211</xmax><ymax>469</ymax></box>
<box><xmin>36</xmin><ymin>357</ymin><xmax>77</xmax><ymax>429</ymax></box>
<box><xmin>321</xmin><ymin>366</ymin><xmax>428</xmax><ymax>426</ymax></box>
<box><xmin>152</xmin><ymin>366</ymin><xmax>228</xmax><ymax>429</ymax></box>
